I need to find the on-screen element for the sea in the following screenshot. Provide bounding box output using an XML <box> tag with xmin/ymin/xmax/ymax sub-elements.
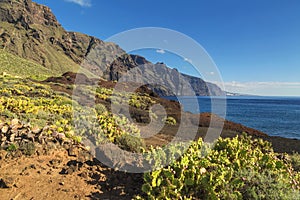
<box><xmin>165</xmin><ymin>96</ymin><xmax>300</xmax><ymax>140</ymax></box>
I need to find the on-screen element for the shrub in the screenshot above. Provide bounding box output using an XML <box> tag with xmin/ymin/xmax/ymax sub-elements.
<box><xmin>7</xmin><ymin>143</ymin><xmax>18</xmax><ymax>151</ymax></box>
<box><xmin>115</xmin><ymin>133</ymin><xmax>146</xmax><ymax>153</ymax></box>
<box><xmin>140</xmin><ymin>135</ymin><xmax>300</xmax><ymax>200</ymax></box>
<box><xmin>149</xmin><ymin>110</ymin><xmax>158</xmax><ymax>121</ymax></box>
<box><xmin>290</xmin><ymin>152</ymin><xmax>300</xmax><ymax>172</ymax></box>
<box><xmin>234</xmin><ymin>169</ymin><xmax>300</xmax><ymax>199</ymax></box>
<box><xmin>163</xmin><ymin>116</ymin><xmax>177</xmax><ymax>125</ymax></box>
<box><xmin>0</xmin><ymin>77</ymin><xmax>147</xmax><ymax>153</ymax></box>
<box><xmin>94</xmin><ymin>103</ymin><xmax>107</xmax><ymax>115</ymax></box>
<box><xmin>19</xmin><ymin>141</ymin><xmax>35</xmax><ymax>156</ymax></box>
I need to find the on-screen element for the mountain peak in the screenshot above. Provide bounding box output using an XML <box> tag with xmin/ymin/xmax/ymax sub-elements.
<box><xmin>0</xmin><ymin>0</ymin><xmax>124</xmax><ymax>75</ymax></box>
<box><xmin>0</xmin><ymin>0</ymin><xmax>60</xmax><ymax>28</ymax></box>
<box><xmin>0</xmin><ymin>0</ymin><xmax>224</xmax><ymax>96</ymax></box>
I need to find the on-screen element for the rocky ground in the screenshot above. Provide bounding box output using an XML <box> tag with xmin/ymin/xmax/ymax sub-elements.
<box><xmin>1</xmin><ymin>114</ymin><xmax>300</xmax><ymax>199</ymax></box>
<box><xmin>0</xmin><ymin>119</ymin><xmax>143</xmax><ymax>200</ymax></box>
<box><xmin>0</xmin><ymin>147</ymin><xmax>143</xmax><ymax>200</ymax></box>
<box><xmin>1</xmin><ymin>73</ymin><xmax>300</xmax><ymax>199</ymax></box>
<box><xmin>2</xmin><ymin>75</ymin><xmax>300</xmax><ymax>199</ymax></box>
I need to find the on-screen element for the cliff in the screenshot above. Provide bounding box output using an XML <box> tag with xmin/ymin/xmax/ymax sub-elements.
<box><xmin>0</xmin><ymin>0</ymin><xmax>224</xmax><ymax>96</ymax></box>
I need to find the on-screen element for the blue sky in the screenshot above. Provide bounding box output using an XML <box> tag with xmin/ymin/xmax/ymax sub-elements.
<box><xmin>34</xmin><ymin>0</ymin><xmax>300</xmax><ymax>96</ymax></box>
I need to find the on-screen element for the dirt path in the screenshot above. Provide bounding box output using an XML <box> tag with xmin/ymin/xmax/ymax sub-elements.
<box><xmin>0</xmin><ymin>146</ymin><xmax>143</xmax><ymax>200</ymax></box>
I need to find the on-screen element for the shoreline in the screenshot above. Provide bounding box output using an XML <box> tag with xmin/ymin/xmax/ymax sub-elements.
<box><xmin>164</xmin><ymin>95</ymin><xmax>300</xmax><ymax>140</ymax></box>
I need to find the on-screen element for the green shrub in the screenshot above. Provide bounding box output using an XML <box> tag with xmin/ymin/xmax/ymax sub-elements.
<box><xmin>140</xmin><ymin>135</ymin><xmax>300</xmax><ymax>200</ymax></box>
<box><xmin>149</xmin><ymin>110</ymin><xmax>158</xmax><ymax>121</ymax></box>
<box><xmin>0</xmin><ymin>77</ymin><xmax>146</xmax><ymax>152</ymax></box>
<box><xmin>233</xmin><ymin>169</ymin><xmax>300</xmax><ymax>200</ymax></box>
<box><xmin>7</xmin><ymin>143</ymin><xmax>18</xmax><ymax>151</ymax></box>
<box><xmin>115</xmin><ymin>133</ymin><xmax>146</xmax><ymax>153</ymax></box>
<box><xmin>94</xmin><ymin>103</ymin><xmax>107</xmax><ymax>115</ymax></box>
<box><xmin>19</xmin><ymin>141</ymin><xmax>35</xmax><ymax>156</ymax></box>
<box><xmin>163</xmin><ymin>116</ymin><xmax>177</xmax><ymax>125</ymax></box>
<box><xmin>290</xmin><ymin>152</ymin><xmax>300</xmax><ymax>172</ymax></box>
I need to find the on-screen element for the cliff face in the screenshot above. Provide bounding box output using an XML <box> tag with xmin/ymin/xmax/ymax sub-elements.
<box><xmin>106</xmin><ymin>54</ymin><xmax>224</xmax><ymax>96</ymax></box>
<box><xmin>0</xmin><ymin>0</ymin><xmax>224</xmax><ymax>96</ymax></box>
<box><xmin>0</xmin><ymin>0</ymin><xmax>124</xmax><ymax>74</ymax></box>
<box><xmin>0</xmin><ymin>0</ymin><xmax>60</xmax><ymax>28</ymax></box>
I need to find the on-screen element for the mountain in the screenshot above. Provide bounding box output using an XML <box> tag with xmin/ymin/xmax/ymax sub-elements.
<box><xmin>0</xmin><ymin>0</ymin><xmax>224</xmax><ymax>96</ymax></box>
<box><xmin>105</xmin><ymin>54</ymin><xmax>224</xmax><ymax>96</ymax></box>
<box><xmin>0</xmin><ymin>49</ymin><xmax>55</xmax><ymax>80</ymax></box>
<box><xmin>0</xmin><ymin>0</ymin><xmax>124</xmax><ymax>76</ymax></box>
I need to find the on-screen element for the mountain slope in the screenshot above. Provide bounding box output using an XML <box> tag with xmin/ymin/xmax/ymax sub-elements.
<box><xmin>105</xmin><ymin>54</ymin><xmax>224</xmax><ymax>96</ymax></box>
<box><xmin>0</xmin><ymin>49</ymin><xmax>55</xmax><ymax>80</ymax></box>
<box><xmin>0</xmin><ymin>0</ymin><xmax>124</xmax><ymax>76</ymax></box>
<box><xmin>0</xmin><ymin>0</ymin><xmax>224</xmax><ymax>96</ymax></box>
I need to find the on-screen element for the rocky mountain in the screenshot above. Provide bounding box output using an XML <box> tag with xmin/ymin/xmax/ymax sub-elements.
<box><xmin>0</xmin><ymin>0</ymin><xmax>224</xmax><ymax>96</ymax></box>
<box><xmin>0</xmin><ymin>0</ymin><xmax>124</xmax><ymax>76</ymax></box>
<box><xmin>105</xmin><ymin>54</ymin><xmax>224</xmax><ymax>96</ymax></box>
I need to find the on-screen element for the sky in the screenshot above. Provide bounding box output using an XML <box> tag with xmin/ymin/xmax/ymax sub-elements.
<box><xmin>33</xmin><ymin>0</ymin><xmax>300</xmax><ymax>96</ymax></box>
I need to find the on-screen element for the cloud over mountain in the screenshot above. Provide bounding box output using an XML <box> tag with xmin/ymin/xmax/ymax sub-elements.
<box><xmin>65</xmin><ymin>0</ymin><xmax>91</xmax><ymax>7</ymax></box>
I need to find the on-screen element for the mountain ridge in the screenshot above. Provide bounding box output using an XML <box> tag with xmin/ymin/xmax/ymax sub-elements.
<box><xmin>0</xmin><ymin>0</ymin><xmax>224</xmax><ymax>96</ymax></box>
<box><xmin>0</xmin><ymin>0</ymin><xmax>124</xmax><ymax>76</ymax></box>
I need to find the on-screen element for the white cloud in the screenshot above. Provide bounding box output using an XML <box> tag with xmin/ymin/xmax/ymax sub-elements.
<box><xmin>65</xmin><ymin>0</ymin><xmax>91</xmax><ymax>7</ymax></box>
<box><xmin>156</xmin><ymin>49</ymin><xmax>166</xmax><ymax>54</ymax></box>
<box><xmin>213</xmin><ymin>81</ymin><xmax>300</xmax><ymax>96</ymax></box>
<box><xmin>184</xmin><ymin>57</ymin><xmax>192</xmax><ymax>63</ymax></box>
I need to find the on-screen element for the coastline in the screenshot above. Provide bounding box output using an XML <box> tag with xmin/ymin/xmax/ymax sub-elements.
<box><xmin>164</xmin><ymin>95</ymin><xmax>300</xmax><ymax>140</ymax></box>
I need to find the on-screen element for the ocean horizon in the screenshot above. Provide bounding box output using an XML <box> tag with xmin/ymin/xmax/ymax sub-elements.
<box><xmin>165</xmin><ymin>96</ymin><xmax>300</xmax><ymax>140</ymax></box>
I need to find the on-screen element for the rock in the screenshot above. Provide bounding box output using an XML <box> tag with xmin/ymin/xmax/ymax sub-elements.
<box><xmin>14</xmin><ymin>137</ymin><xmax>22</xmax><ymax>143</ymax></box>
<box><xmin>0</xmin><ymin>122</ymin><xmax>4</xmax><ymax>129</ymax></box>
<box><xmin>60</xmin><ymin>160</ymin><xmax>84</xmax><ymax>175</ymax></box>
<box><xmin>49</xmin><ymin>159</ymin><xmax>61</xmax><ymax>166</ymax></box>
<box><xmin>37</xmin><ymin>134</ymin><xmax>45</xmax><ymax>144</ymax></box>
<box><xmin>0</xmin><ymin>177</ymin><xmax>16</xmax><ymax>188</ymax></box>
<box><xmin>66</xmin><ymin>167</ymin><xmax>76</xmax><ymax>175</ymax></box>
<box><xmin>0</xmin><ymin>142</ymin><xmax>6</xmax><ymax>148</ymax></box>
<box><xmin>1</xmin><ymin>125</ymin><xmax>9</xmax><ymax>134</ymax></box>
<box><xmin>32</xmin><ymin>126</ymin><xmax>41</xmax><ymax>134</ymax></box>
<box><xmin>30</xmin><ymin>164</ymin><xmax>36</xmax><ymax>169</ymax></box>
<box><xmin>20</xmin><ymin>129</ymin><xmax>28</xmax><ymax>135</ymax></box>
<box><xmin>57</xmin><ymin>133</ymin><xmax>65</xmax><ymax>140</ymax></box>
<box><xmin>9</xmin><ymin>134</ymin><xmax>16</xmax><ymax>142</ymax></box>
<box><xmin>10</xmin><ymin>118</ymin><xmax>19</xmax><ymax>127</ymax></box>
<box><xmin>68</xmin><ymin>147</ymin><xmax>77</xmax><ymax>157</ymax></box>
<box><xmin>1</xmin><ymin>136</ymin><xmax>6</xmax><ymax>142</ymax></box>
<box><xmin>95</xmin><ymin>144</ymin><xmax>145</xmax><ymax>171</ymax></box>
<box><xmin>52</xmin><ymin>131</ymin><xmax>59</xmax><ymax>138</ymax></box>
<box><xmin>42</xmin><ymin>126</ymin><xmax>50</xmax><ymax>131</ymax></box>
<box><xmin>80</xmin><ymin>172</ymin><xmax>89</xmax><ymax>179</ymax></box>
<box><xmin>26</xmin><ymin>132</ymin><xmax>35</xmax><ymax>142</ymax></box>
<box><xmin>10</xmin><ymin>127</ymin><xmax>18</xmax><ymax>134</ymax></box>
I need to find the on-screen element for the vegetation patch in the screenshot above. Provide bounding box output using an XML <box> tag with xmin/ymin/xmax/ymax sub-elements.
<box><xmin>139</xmin><ymin>135</ymin><xmax>300</xmax><ymax>199</ymax></box>
<box><xmin>0</xmin><ymin>76</ymin><xmax>145</xmax><ymax>153</ymax></box>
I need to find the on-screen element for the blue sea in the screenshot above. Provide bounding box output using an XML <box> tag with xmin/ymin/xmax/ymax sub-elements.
<box><xmin>165</xmin><ymin>96</ymin><xmax>300</xmax><ymax>139</ymax></box>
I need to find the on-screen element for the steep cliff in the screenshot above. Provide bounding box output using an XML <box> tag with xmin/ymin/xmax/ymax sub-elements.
<box><xmin>0</xmin><ymin>0</ymin><xmax>124</xmax><ymax>75</ymax></box>
<box><xmin>0</xmin><ymin>0</ymin><xmax>224</xmax><ymax>96</ymax></box>
<box><xmin>106</xmin><ymin>54</ymin><xmax>224</xmax><ymax>96</ymax></box>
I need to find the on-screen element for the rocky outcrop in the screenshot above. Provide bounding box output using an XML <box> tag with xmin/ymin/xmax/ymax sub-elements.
<box><xmin>0</xmin><ymin>0</ymin><xmax>60</xmax><ymax>28</ymax></box>
<box><xmin>0</xmin><ymin>118</ymin><xmax>75</xmax><ymax>155</ymax></box>
<box><xmin>106</xmin><ymin>54</ymin><xmax>224</xmax><ymax>96</ymax></box>
<box><xmin>0</xmin><ymin>0</ymin><xmax>124</xmax><ymax>74</ymax></box>
<box><xmin>43</xmin><ymin>71</ymin><xmax>97</xmax><ymax>85</ymax></box>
